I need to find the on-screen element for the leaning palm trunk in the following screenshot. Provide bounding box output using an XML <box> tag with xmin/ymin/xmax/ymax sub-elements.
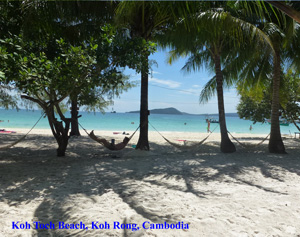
<box><xmin>136</xmin><ymin>53</ymin><xmax>150</xmax><ymax>150</ymax></box>
<box><xmin>292</xmin><ymin>119</ymin><xmax>300</xmax><ymax>132</ymax></box>
<box><xmin>266</xmin><ymin>1</ymin><xmax>300</xmax><ymax>24</ymax></box>
<box><xmin>214</xmin><ymin>52</ymin><xmax>236</xmax><ymax>153</ymax></box>
<box><xmin>269</xmin><ymin>47</ymin><xmax>286</xmax><ymax>153</ymax></box>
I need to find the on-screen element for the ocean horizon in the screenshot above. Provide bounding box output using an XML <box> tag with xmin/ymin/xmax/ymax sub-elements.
<box><xmin>0</xmin><ymin>108</ymin><xmax>298</xmax><ymax>135</ymax></box>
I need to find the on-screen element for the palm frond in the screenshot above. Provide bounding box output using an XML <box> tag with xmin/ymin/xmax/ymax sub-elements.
<box><xmin>199</xmin><ymin>76</ymin><xmax>216</xmax><ymax>104</ymax></box>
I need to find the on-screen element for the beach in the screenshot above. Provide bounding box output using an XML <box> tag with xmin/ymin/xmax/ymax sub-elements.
<box><xmin>1</xmin><ymin>129</ymin><xmax>300</xmax><ymax>236</ymax></box>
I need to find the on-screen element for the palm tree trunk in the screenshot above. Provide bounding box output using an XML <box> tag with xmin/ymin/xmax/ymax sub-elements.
<box><xmin>267</xmin><ymin>1</ymin><xmax>300</xmax><ymax>24</ymax></box>
<box><xmin>136</xmin><ymin>53</ymin><xmax>150</xmax><ymax>150</ymax></box>
<box><xmin>268</xmin><ymin>47</ymin><xmax>286</xmax><ymax>153</ymax></box>
<box><xmin>214</xmin><ymin>52</ymin><xmax>236</xmax><ymax>153</ymax></box>
<box><xmin>70</xmin><ymin>98</ymin><xmax>81</xmax><ymax>136</ymax></box>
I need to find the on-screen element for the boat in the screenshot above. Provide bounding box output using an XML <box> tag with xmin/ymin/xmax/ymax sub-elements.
<box><xmin>280</xmin><ymin>122</ymin><xmax>290</xmax><ymax>126</ymax></box>
<box><xmin>0</xmin><ymin>129</ymin><xmax>16</xmax><ymax>134</ymax></box>
<box><xmin>267</xmin><ymin>119</ymin><xmax>289</xmax><ymax>126</ymax></box>
<box><xmin>205</xmin><ymin>118</ymin><xmax>219</xmax><ymax>123</ymax></box>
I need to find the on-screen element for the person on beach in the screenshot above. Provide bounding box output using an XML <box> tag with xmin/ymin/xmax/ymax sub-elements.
<box><xmin>89</xmin><ymin>131</ymin><xmax>130</xmax><ymax>150</ymax></box>
<box><xmin>98</xmin><ymin>137</ymin><xmax>130</xmax><ymax>150</ymax></box>
<box><xmin>249</xmin><ymin>125</ymin><xmax>253</xmax><ymax>131</ymax></box>
<box><xmin>98</xmin><ymin>136</ymin><xmax>129</xmax><ymax>150</ymax></box>
<box><xmin>207</xmin><ymin>119</ymin><xmax>211</xmax><ymax>133</ymax></box>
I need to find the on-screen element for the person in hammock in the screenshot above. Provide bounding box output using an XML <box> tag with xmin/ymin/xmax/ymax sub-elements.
<box><xmin>89</xmin><ymin>130</ymin><xmax>130</xmax><ymax>150</ymax></box>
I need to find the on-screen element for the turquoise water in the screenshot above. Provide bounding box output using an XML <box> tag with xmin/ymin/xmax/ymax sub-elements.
<box><xmin>0</xmin><ymin>109</ymin><xmax>298</xmax><ymax>135</ymax></box>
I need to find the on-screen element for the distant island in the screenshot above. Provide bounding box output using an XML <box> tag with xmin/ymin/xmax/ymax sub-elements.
<box><xmin>127</xmin><ymin>107</ymin><xmax>183</xmax><ymax>115</ymax></box>
<box><xmin>127</xmin><ymin>107</ymin><xmax>239</xmax><ymax>117</ymax></box>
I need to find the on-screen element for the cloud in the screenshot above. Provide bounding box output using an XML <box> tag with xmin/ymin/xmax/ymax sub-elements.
<box><xmin>149</xmin><ymin>77</ymin><xmax>181</xmax><ymax>88</ymax></box>
<box><xmin>179</xmin><ymin>88</ymin><xmax>202</xmax><ymax>95</ymax></box>
<box><xmin>192</xmin><ymin>85</ymin><xmax>202</xmax><ymax>88</ymax></box>
<box><xmin>152</xmin><ymin>71</ymin><xmax>162</xmax><ymax>75</ymax></box>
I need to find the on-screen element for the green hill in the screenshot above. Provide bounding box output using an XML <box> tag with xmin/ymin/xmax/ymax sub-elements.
<box><xmin>127</xmin><ymin>107</ymin><xmax>183</xmax><ymax>115</ymax></box>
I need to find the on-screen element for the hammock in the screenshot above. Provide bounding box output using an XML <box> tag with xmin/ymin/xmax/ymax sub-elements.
<box><xmin>79</xmin><ymin>122</ymin><xmax>139</xmax><ymax>151</ymax></box>
<box><xmin>0</xmin><ymin>113</ymin><xmax>44</xmax><ymax>150</ymax></box>
<box><xmin>0</xmin><ymin>135</ymin><xmax>27</xmax><ymax>150</ymax></box>
<box><xmin>89</xmin><ymin>131</ymin><xmax>131</xmax><ymax>150</ymax></box>
<box><xmin>149</xmin><ymin>122</ymin><xmax>218</xmax><ymax>151</ymax></box>
<box><xmin>227</xmin><ymin>131</ymin><xmax>270</xmax><ymax>149</ymax></box>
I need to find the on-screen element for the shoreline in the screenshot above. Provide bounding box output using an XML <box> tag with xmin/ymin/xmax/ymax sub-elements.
<box><xmin>0</xmin><ymin>127</ymin><xmax>274</xmax><ymax>137</ymax></box>
<box><xmin>1</xmin><ymin>128</ymin><xmax>291</xmax><ymax>151</ymax></box>
<box><xmin>0</xmin><ymin>128</ymin><xmax>277</xmax><ymax>142</ymax></box>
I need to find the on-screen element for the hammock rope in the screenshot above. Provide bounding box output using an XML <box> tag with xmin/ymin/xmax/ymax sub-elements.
<box><xmin>78</xmin><ymin>122</ymin><xmax>140</xmax><ymax>151</ymax></box>
<box><xmin>149</xmin><ymin>122</ymin><xmax>218</xmax><ymax>150</ymax></box>
<box><xmin>227</xmin><ymin>130</ymin><xmax>270</xmax><ymax>149</ymax></box>
<box><xmin>0</xmin><ymin>112</ymin><xmax>45</xmax><ymax>150</ymax></box>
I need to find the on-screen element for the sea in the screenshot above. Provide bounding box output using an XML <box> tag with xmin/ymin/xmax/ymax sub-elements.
<box><xmin>0</xmin><ymin>109</ymin><xmax>298</xmax><ymax>135</ymax></box>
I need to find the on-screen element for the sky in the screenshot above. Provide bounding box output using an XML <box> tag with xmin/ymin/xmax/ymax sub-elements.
<box><xmin>110</xmin><ymin>49</ymin><xmax>240</xmax><ymax>114</ymax></box>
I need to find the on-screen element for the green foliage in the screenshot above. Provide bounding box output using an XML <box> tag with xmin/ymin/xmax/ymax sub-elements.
<box><xmin>0</xmin><ymin>36</ymin><xmax>22</xmax><ymax>109</ymax></box>
<box><xmin>1</xmin><ymin>30</ymin><xmax>133</xmax><ymax>112</ymax></box>
<box><xmin>11</xmin><ymin>37</ymin><xmax>92</xmax><ymax>100</ymax></box>
<box><xmin>1</xmin><ymin>1</ymin><xmax>135</xmax><ymax>114</ymax></box>
<box><xmin>115</xmin><ymin>1</ymin><xmax>183</xmax><ymax>73</ymax></box>
<box><xmin>111</xmin><ymin>33</ymin><xmax>157</xmax><ymax>73</ymax></box>
<box><xmin>160</xmin><ymin>1</ymin><xmax>272</xmax><ymax>102</ymax></box>
<box><xmin>237</xmin><ymin>92</ymin><xmax>272</xmax><ymax>123</ymax></box>
<box><xmin>237</xmin><ymin>70</ymin><xmax>300</xmax><ymax>123</ymax></box>
<box><xmin>280</xmin><ymin>70</ymin><xmax>300</xmax><ymax>122</ymax></box>
<box><xmin>0</xmin><ymin>85</ymin><xmax>18</xmax><ymax>109</ymax></box>
<box><xmin>0</xmin><ymin>1</ymin><xmax>22</xmax><ymax>37</ymax></box>
<box><xmin>0</xmin><ymin>36</ymin><xmax>24</xmax><ymax>84</ymax></box>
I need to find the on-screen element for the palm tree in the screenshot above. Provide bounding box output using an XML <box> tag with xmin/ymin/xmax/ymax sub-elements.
<box><xmin>115</xmin><ymin>1</ymin><xmax>195</xmax><ymax>150</ymax></box>
<box><xmin>245</xmin><ymin>16</ymin><xmax>299</xmax><ymax>153</ymax></box>
<box><xmin>218</xmin><ymin>6</ymin><xmax>300</xmax><ymax>154</ymax></box>
<box><xmin>195</xmin><ymin>4</ymin><xmax>300</xmax><ymax>154</ymax></box>
<box><xmin>115</xmin><ymin>2</ymin><xmax>157</xmax><ymax>150</ymax></box>
<box><xmin>240</xmin><ymin>1</ymin><xmax>300</xmax><ymax>23</ymax></box>
<box><xmin>266</xmin><ymin>1</ymin><xmax>300</xmax><ymax>23</ymax></box>
<box><xmin>226</xmin><ymin>3</ymin><xmax>300</xmax><ymax>154</ymax></box>
<box><xmin>162</xmin><ymin>3</ymin><xmax>270</xmax><ymax>153</ymax></box>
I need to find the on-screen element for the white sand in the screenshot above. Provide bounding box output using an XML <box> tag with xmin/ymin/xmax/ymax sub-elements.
<box><xmin>1</xmin><ymin>129</ymin><xmax>300</xmax><ymax>236</ymax></box>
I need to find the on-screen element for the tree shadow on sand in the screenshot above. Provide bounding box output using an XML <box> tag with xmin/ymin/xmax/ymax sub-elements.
<box><xmin>1</xmin><ymin>135</ymin><xmax>300</xmax><ymax>236</ymax></box>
